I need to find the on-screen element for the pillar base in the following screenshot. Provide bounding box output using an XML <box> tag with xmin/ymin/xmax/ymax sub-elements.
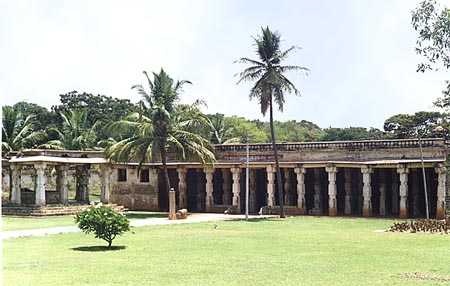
<box><xmin>399</xmin><ymin>208</ymin><xmax>408</xmax><ymax>219</ymax></box>
<box><xmin>436</xmin><ymin>207</ymin><xmax>445</xmax><ymax>220</ymax></box>
<box><xmin>297</xmin><ymin>208</ymin><xmax>306</xmax><ymax>215</ymax></box>
<box><xmin>329</xmin><ymin>208</ymin><xmax>337</xmax><ymax>216</ymax></box>
<box><xmin>362</xmin><ymin>208</ymin><xmax>372</xmax><ymax>217</ymax></box>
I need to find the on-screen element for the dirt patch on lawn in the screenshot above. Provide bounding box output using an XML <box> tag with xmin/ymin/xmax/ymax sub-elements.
<box><xmin>399</xmin><ymin>272</ymin><xmax>450</xmax><ymax>283</ymax></box>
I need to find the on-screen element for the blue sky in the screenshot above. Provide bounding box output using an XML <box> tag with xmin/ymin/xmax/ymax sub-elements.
<box><xmin>1</xmin><ymin>0</ymin><xmax>448</xmax><ymax>129</ymax></box>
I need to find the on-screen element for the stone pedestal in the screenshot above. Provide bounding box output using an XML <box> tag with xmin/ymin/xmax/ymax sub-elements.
<box><xmin>344</xmin><ymin>168</ymin><xmax>352</xmax><ymax>215</ymax></box>
<box><xmin>294</xmin><ymin>167</ymin><xmax>306</xmax><ymax>214</ymax></box>
<box><xmin>177</xmin><ymin>168</ymin><xmax>187</xmax><ymax>209</ymax></box>
<box><xmin>205</xmin><ymin>167</ymin><xmax>214</xmax><ymax>212</ymax></box>
<box><xmin>397</xmin><ymin>165</ymin><xmax>409</xmax><ymax>219</ymax></box>
<box><xmin>435</xmin><ymin>165</ymin><xmax>446</xmax><ymax>220</ymax></box>
<box><xmin>34</xmin><ymin>163</ymin><xmax>47</xmax><ymax>206</ymax></box>
<box><xmin>168</xmin><ymin>188</ymin><xmax>176</xmax><ymax>220</ymax></box>
<box><xmin>361</xmin><ymin>166</ymin><xmax>373</xmax><ymax>217</ymax></box>
<box><xmin>266</xmin><ymin>166</ymin><xmax>275</xmax><ymax>207</ymax></box>
<box><xmin>326</xmin><ymin>166</ymin><xmax>337</xmax><ymax>216</ymax></box>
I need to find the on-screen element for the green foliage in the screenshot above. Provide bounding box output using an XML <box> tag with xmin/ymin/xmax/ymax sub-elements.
<box><xmin>2</xmin><ymin>105</ymin><xmax>47</xmax><ymax>153</ymax></box>
<box><xmin>40</xmin><ymin>109</ymin><xmax>99</xmax><ymax>150</ymax></box>
<box><xmin>383</xmin><ymin>111</ymin><xmax>447</xmax><ymax>138</ymax></box>
<box><xmin>75</xmin><ymin>205</ymin><xmax>130</xmax><ymax>248</ymax></box>
<box><xmin>321</xmin><ymin>127</ymin><xmax>386</xmax><ymax>141</ymax></box>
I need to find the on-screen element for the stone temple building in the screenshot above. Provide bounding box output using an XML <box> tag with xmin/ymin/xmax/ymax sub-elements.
<box><xmin>2</xmin><ymin>138</ymin><xmax>449</xmax><ymax>219</ymax></box>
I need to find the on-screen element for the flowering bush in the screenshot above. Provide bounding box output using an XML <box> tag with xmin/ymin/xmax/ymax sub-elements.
<box><xmin>75</xmin><ymin>204</ymin><xmax>130</xmax><ymax>248</ymax></box>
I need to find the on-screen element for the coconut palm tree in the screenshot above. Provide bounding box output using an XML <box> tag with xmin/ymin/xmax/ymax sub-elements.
<box><xmin>106</xmin><ymin>69</ymin><xmax>215</xmax><ymax>203</ymax></box>
<box><xmin>237</xmin><ymin>27</ymin><xmax>309</xmax><ymax>218</ymax></box>
<box><xmin>39</xmin><ymin>109</ymin><xmax>98</xmax><ymax>150</ymax></box>
<box><xmin>2</xmin><ymin>106</ymin><xmax>46</xmax><ymax>154</ymax></box>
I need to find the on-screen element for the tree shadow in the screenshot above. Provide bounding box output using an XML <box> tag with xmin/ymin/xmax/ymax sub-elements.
<box><xmin>71</xmin><ymin>245</ymin><xmax>126</xmax><ymax>252</ymax></box>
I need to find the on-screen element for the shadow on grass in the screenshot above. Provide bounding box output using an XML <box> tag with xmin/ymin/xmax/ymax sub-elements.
<box><xmin>232</xmin><ymin>217</ymin><xmax>275</xmax><ymax>223</ymax></box>
<box><xmin>125</xmin><ymin>212</ymin><xmax>167</xmax><ymax>219</ymax></box>
<box><xmin>71</xmin><ymin>245</ymin><xmax>126</xmax><ymax>252</ymax></box>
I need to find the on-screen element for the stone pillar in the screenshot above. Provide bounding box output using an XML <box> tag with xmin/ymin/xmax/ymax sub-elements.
<box><xmin>177</xmin><ymin>168</ymin><xmax>187</xmax><ymax>209</ymax></box>
<box><xmin>196</xmin><ymin>169</ymin><xmax>204</xmax><ymax>210</ymax></box>
<box><xmin>344</xmin><ymin>168</ymin><xmax>352</xmax><ymax>215</ymax></box>
<box><xmin>378</xmin><ymin>170</ymin><xmax>386</xmax><ymax>217</ymax></box>
<box><xmin>249</xmin><ymin>169</ymin><xmax>257</xmax><ymax>213</ymax></box>
<box><xmin>284</xmin><ymin>168</ymin><xmax>291</xmax><ymax>205</ymax></box>
<box><xmin>205</xmin><ymin>167</ymin><xmax>214</xmax><ymax>212</ymax></box>
<box><xmin>56</xmin><ymin>165</ymin><xmax>69</xmax><ymax>205</ymax></box>
<box><xmin>326</xmin><ymin>166</ymin><xmax>338</xmax><ymax>216</ymax></box>
<box><xmin>10</xmin><ymin>164</ymin><xmax>21</xmax><ymax>205</ymax></box>
<box><xmin>361</xmin><ymin>166</ymin><xmax>373</xmax><ymax>217</ymax></box>
<box><xmin>311</xmin><ymin>168</ymin><xmax>322</xmax><ymax>215</ymax></box>
<box><xmin>391</xmin><ymin>171</ymin><xmax>399</xmax><ymax>215</ymax></box>
<box><xmin>34</xmin><ymin>163</ymin><xmax>47</xmax><ymax>206</ymax></box>
<box><xmin>168</xmin><ymin>188</ymin><xmax>176</xmax><ymax>220</ymax></box>
<box><xmin>222</xmin><ymin>169</ymin><xmax>231</xmax><ymax>205</ymax></box>
<box><xmin>397</xmin><ymin>165</ymin><xmax>409</xmax><ymax>219</ymax></box>
<box><xmin>99</xmin><ymin>165</ymin><xmax>112</xmax><ymax>204</ymax></box>
<box><xmin>231</xmin><ymin>167</ymin><xmax>241</xmax><ymax>211</ymax></box>
<box><xmin>435</xmin><ymin>165</ymin><xmax>446</xmax><ymax>220</ymax></box>
<box><xmin>75</xmin><ymin>165</ymin><xmax>90</xmax><ymax>203</ymax></box>
<box><xmin>266</xmin><ymin>166</ymin><xmax>275</xmax><ymax>207</ymax></box>
<box><xmin>294</xmin><ymin>167</ymin><xmax>306</xmax><ymax>214</ymax></box>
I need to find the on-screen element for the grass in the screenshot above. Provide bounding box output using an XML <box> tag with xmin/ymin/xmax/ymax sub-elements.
<box><xmin>3</xmin><ymin>216</ymin><xmax>450</xmax><ymax>285</ymax></box>
<box><xmin>2</xmin><ymin>212</ymin><xmax>168</xmax><ymax>231</ymax></box>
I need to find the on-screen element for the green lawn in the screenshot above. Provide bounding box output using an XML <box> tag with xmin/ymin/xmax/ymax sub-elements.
<box><xmin>2</xmin><ymin>212</ymin><xmax>168</xmax><ymax>231</ymax></box>
<box><xmin>2</xmin><ymin>215</ymin><xmax>76</xmax><ymax>231</ymax></box>
<box><xmin>3</xmin><ymin>216</ymin><xmax>450</xmax><ymax>285</ymax></box>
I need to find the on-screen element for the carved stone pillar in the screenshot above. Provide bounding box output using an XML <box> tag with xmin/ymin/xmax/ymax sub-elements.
<box><xmin>284</xmin><ymin>168</ymin><xmax>291</xmax><ymax>205</ymax></box>
<box><xmin>249</xmin><ymin>169</ymin><xmax>257</xmax><ymax>213</ymax></box>
<box><xmin>100</xmin><ymin>164</ymin><xmax>112</xmax><ymax>204</ymax></box>
<box><xmin>378</xmin><ymin>170</ymin><xmax>386</xmax><ymax>216</ymax></box>
<box><xmin>222</xmin><ymin>169</ymin><xmax>231</xmax><ymax>205</ymax></box>
<box><xmin>34</xmin><ymin>163</ymin><xmax>47</xmax><ymax>206</ymax></box>
<box><xmin>294</xmin><ymin>167</ymin><xmax>306</xmax><ymax>214</ymax></box>
<box><xmin>361</xmin><ymin>166</ymin><xmax>373</xmax><ymax>217</ymax></box>
<box><xmin>311</xmin><ymin>168</ymin><xmax>322</xmax><ymax>215</ymax></box>
<box><xmin>326</xmin><ymin>166</ymin><xmax>338</xmax><ymax>216</ymax></box>
<box><xmin>75</xmin><ymin>164</ymin><xmax>90</xmax><ymax>203</ymax></box>
<box><xmin>196</xmin><ymin>169</ymin><xmax>204</xmax><ymax>210</ymax></box>
<box><xmin>344</xmin><ymin>168</ymin><xmax>352</xmax><ymax>215</ymax></box>
<box><xmin>435</xmin><ymin>165</ymin><xmax>446</xmax><ymax>219</ymax></box>
<box><xmin>56</xmin><ymin>165</ymin><xmax>70</xmax><ymax>205</ymax></box>
<box><xmin>205</xmin><ymin>167</ymin><xmax>214</xmax><ymax>212</ymax></box>
<box><xmin>391</xmin><ymin>171</ymin><xmax>399</xmax><ymax>215</ymax></box>
<box><xmin>10</xmin><ymin>164</ymin><xmax>21</xmax><ymax>205</ymax></box>
<box><xmin>397</xmin><ymin>165</ymin><xmax>409</xmax><ymax>219</ymax></box>
<box><xmin>177</xmin><ymin>168</ymin><xmax>187</xmax><ymax>209</ymax></box>
<box><xmin>266</xmin><ymin>166</ymin><xmax>275</xmax><ymax>207</ymax></box>
<box><xmin>231</xmin><ymin>167</ymin><xmax>241</xmax><ymax>211</ymax></box>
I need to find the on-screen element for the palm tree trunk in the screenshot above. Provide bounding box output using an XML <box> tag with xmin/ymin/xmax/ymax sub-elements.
<box><xmin>269</xmin><ymin>96</ymin><xmax>285</xmax><ymax>218</ymax></box>
<box><xmin>159</xmin><ymin>141</ymin><xmax>172</xmax><ymax>210</ymax></box>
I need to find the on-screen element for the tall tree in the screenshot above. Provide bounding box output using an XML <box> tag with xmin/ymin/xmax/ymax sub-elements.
<box><xmin>412</xmin><ymin>0</ymin><xmax>450</xmax><ymax>100</ymax></box>
<box><xmin>39</xmin><ymin>109</ymin><xmax>99</xmax><ymax>150</ymax></box>
<box><xmin>237</xmin><ymin>27</ymin><xmax>309</xmax><ymax>217</ymax></box>
<box><xmin>106</xmin><ymin>69</ymin><xmax>215</xmax><ymax>205</ymax></box>
<box><xmin>2</xmin><ymin>106</ymin><xmax>46</xmax><ymax>154</ymax></box>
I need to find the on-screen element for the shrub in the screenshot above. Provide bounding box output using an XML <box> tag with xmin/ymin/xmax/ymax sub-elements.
<box><xmin>75</xmin><ymin>205</ymin><xmax>130</xmax><ymax>248</ymax></box>
<box><xmin>388</xmin><ymin>218</ymin><xmax>450</xmax><ymax>234</ymax></box>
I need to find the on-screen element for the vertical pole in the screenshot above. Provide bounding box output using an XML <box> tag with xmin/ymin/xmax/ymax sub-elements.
<box><xmin>245</xmin><ymin>144</ymin><xmax>249</xmax><ymax>220</ymax></box>
<box><xmin>418</xmin><ymin>137</ymin><xmax>430</xmax><ymax>219</ymax></box>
